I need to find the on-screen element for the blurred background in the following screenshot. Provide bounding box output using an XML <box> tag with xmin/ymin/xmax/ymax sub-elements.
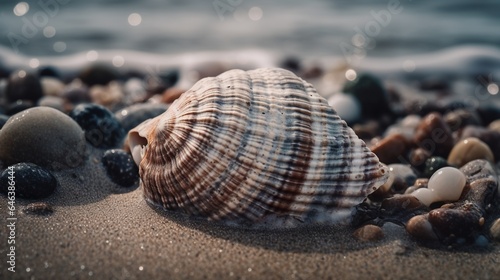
<box><xmin>0</xmin><ymin>0</ymin><xmax>499</xmax><ymax>85</ymax></box>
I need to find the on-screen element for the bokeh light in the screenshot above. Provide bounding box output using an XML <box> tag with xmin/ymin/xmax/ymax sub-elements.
<box><xmin>13</xmin><ymin>2</ymin><xmax>29</xmax><ymax>17</ymax></box>
<box><xmin>248</xmin><ymin>7</ymin><xmax>263</xmax><ymax>21</ymax></box>
<box><xmin>53</xmin><ymin>41</ymin><xmax>67</xmax><ymax>53</ymax></box>
<box><xmin>345</xmin><ymin>69</ymin><xmax>357</xmax><ymax>81</ymax></box>
<box><xmin>112</xmin><ymin>55</ymin><xmax>125</xmax><ymax>67</ymax></box>
<box><xmin>487</xmin><ymin>83</ymin><xmax>499</xmax><ymax>95</ymax></box>
<box><xmin>128</xmin><ymin>13</ymin><xmax>142</xmax><ymax>26</ymax></box>
<box><xmin>29</xmin><ymin>58</ymin><xmax>40</xmax><ymax>68</ymax></box>
<box><xmin>86</xmin><ymin>50</ymin><xmax>99</xmax><ymax>61</ymax></box>
<box><xmin>43</xmin><ymin>26</ymin><xmax>56</xmax><ymax>38</ymax></box>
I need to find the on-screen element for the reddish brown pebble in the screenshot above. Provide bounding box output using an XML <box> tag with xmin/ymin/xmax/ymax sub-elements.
<box><xmin>353</xmin><ymin>224</ymin><xmax>384</xmax><ymax>242</ymax></box>
<box><xmin>414</xmin><ymin>113</ymin><xmax>454</xmax><ymax>157</ymax></box>
<box><xmin>161</xmin><ymin>87</ymin><xmax>185</xmax><ymax>103</ymax></box>
<box><xmin>371</xmin><ymin>133</ymin><xmax>408</xmax><ymax>164</ymax></box>
<box><xmin>447</xmin><ymin>137</ymin><xmax>494</xmax><ymax>167</ymax></box>
<box><xmin>408</xmin><ymin>148</ymin><xmax>432</xmax><ymax>168</ymax></box>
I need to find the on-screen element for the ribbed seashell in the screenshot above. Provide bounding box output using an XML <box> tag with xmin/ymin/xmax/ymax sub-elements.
<box><xmin>128</xmin><ymin>68</ymin><xmax>388</xmax><ymax>228</ymax></box>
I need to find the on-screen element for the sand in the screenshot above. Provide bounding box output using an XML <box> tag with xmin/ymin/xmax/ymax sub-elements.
<box><xmin>1</xmin><ymin>146</ymin><xmax>499</xmax><ymax>280</ymax></box>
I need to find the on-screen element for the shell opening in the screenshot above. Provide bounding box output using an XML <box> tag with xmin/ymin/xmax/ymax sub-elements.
<box><xmin>128</xmin><ymin>131</ymin><xmax>148</xmax><ymax>166</ymax></box>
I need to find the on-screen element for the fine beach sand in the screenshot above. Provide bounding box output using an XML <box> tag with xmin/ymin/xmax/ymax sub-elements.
<box><xmin>1</xmin><ymin>146</ymin><xmax>499</xmax><ymax>280</ymax></box>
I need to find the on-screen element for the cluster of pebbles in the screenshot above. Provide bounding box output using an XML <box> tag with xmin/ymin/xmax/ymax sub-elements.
<box><xmin>0</xmin><ymin>60</ymin><xmax>499</xmax><ymax>248</ymax></box>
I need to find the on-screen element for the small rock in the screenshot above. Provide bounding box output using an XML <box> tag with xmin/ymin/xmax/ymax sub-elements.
<box><xmin>408</xmin><ymin>148</ymin><xmax>432</xmax><ymax>170</ymax></box>
<box><xmin>413</xmin><ymin>113</ymin><xmax>454</xmax><ymax>157</ymax></box>
<box><xmin>102</xmin><ymin>149</ymin><xmax>139</xmax><ymax>187</ymax></box>
<box><xmin>447</xmin><ymin>137</ymin><xmax>494</xmax><ymax>167</ymax></box>
<box><xmin>406</xmin><ymin>214</ymin><xmax>438</xmax><ymax>241</ymax></box>
<box><xmin>6</xmin><ymin>100</ymin><xmax>34</xmax><ymax>115</ymax></box>
<box><xmin>0</xmin><ymin>107</ymin><xmax>87</xmax><ymax>170</ymax></box>
<box><xmin>38</xmin><ymin>96</ymin><xmax>65</xmax><ymax>112</ymax></box>
<box><xmin>23</xmin><ymin>202</ymin><xmax>54</xmax><ymax>215</ymax></box>
<box><xmin>423</xmin><ymin>157</ymin><xmax>448</xmax><ymax>178</ymax></box>
<box><xmin>89</xmin><ymin>81</ymin><xmax>124</xmax><ymax>107</ymax></box>
<box><xmin>444</xmin><ymin>109</ymin><xmax>481</xmax><ymax>131</ymax></box>
<box><xmin>70</xmin><ymin>103</ymin><xmax>125</xmax><ymax>148</ymax></box>
<box><xmin>387</xmin><ymin>164</ymin><xmax>417</xmax><ymax>193</ymax></box>
<box><xmin>342</xmin><ymin>73</ymin><xmax>392</xmax><ymax>119</ymax></box>
<box><xmin>490</xmin><ymin>218</ymin><xmax>500</xmax><ymax>242</ymax></box>
<box><xmin>78</xmin><ymin>63</ymin><xmax>120</xmax><ymax>86</ymax></box>
<box><xmin>488</xmin><ymin>119</ymin><xmax>500</xmax><ymax>133</ymax></box>
<box><xmin>40</xmin><ymin>77</ymin><xmax>65</xmax><ymax>97</ymax></box>
<box><xmin>6</xmin><ymin>70</ymin><xmax>43</xmax><ymax>103</ymax></box>
<box><xmin>0</xmin><ymin>163</ymin><xmax>58</xmax><ymax>198</ymax></box>
<box><xmin>353</xmin><ymin>224</ymin><xmax>384</xmax><ymax>242</ymax></box>
<box><xmin>457</xmin><ymin>125</ymin><xmax>500</xmax><ymax>161</ymax></box>
<box><xmin>371</xmin><ymin>133</ymin><xmax>409</xmax><ymax>164</ymax></box>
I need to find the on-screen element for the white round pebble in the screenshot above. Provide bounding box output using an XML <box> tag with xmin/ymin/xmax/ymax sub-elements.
<box><xmin>411</xmin><ymin>167</ymin><xmax>466</xmax><ymax>206</ymax></box>
<box><xmin>327</xmin><ymin>92</ymin><xmax>361</xmax><ymax>124</ymax></box>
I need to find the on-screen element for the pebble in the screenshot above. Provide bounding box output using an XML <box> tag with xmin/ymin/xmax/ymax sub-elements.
<box><xmin>0</xmin><ymin>107</ymin><xmax>87</xmax><ymax>170</ymax></box>
<box><xmin>447</xmin><ymin>137</ymin><xmax>494</xmax><ymax>167</ymax></box>
<box><xmin>37</xmin><ymin>96</ymin><xmax>65</xmax><ymax>112</ymax></box>
<box><xmin>444</xmin><ymin>109</ymin><xmax>481</xmax><ymax>131</ymax></box>
<box><xmin>422</xmin><ymin>157</ymin><xmax>448</xmax><ymax>178</ymax></box>
<box><xmin>23</xmin><ymin>202</ymin><xmax>54</xmax><ymax>215</ymax></box>
<box><xmin>342</xmin><ymin>73</ymin><xmax>392</xmax><ymax>119</ymax></box>
<box><xmin>0</xmin><ymin>114</ymin><xmax>9</xmax><ymax>129</ymax></box>
<box><xmin>78</xmin><ymin>63</ymin><xmax>120</xmax><ymax>86</ymax></box>
<box><xmin>144</xmin><ymin>68</ymin><xmax>179</xmax><ymax>94</ymax></box>
<box><xmin>327</xmin><ymin>92</ymin><xmax>361</xmax><ymax>124</ymax></box>
<box><xmin>488</xmin><ymin>119</ymin><xmax>500</xmax><ymax>132</ymax></box>
<box><xmin>413</xmin><ymin>112</ymin><xmax>454</xmax><ymax>157</ymax></box>
<box><xmin>405</xmin><ymin>178</ymin><xmax>429</xmax><ymax>194</ymax></box>
<box><xmin>6</xmin><ymin>70</ymin><xmax>43</xmax><ymax>103</ymax></box>
<box><xmin>6</xmin><ymin>99</ymin><xmax>34</xmax><ymax>116</ymax></box>
<box><xmin>70</xmin><ymin>103</ymin><xmax>126</xmax><ymax>148</ymax></box>
<box><xmin>458</xmin><ymin>125</ymin><xmax>500</xmax><ymax>161</ymax></box>
<box><xmin>371</xmin><ymin>133</ymin><xmax>409</xmax><ymax>164</ymax></box>
<box><xmin>40</xmin><ymin>77</ymin><xmax>65</xmax><ymax>97</ymax></box>
<box><xmin>384</xmin><ymin>114</ymin><xmax>421</xmax><ymax>141</ymax></box>
<box><xmin>408</xmin><ymin>148</ymin><xmax>431</xmax><ymax>170</ymax></box>
<box><xmin>115</xmin><ymin>103</ymin><xmax>169</xmax><ymax>132</ymax></box>
<box><xmin>353</xmin><ymin>224</ymin><xmax>384</xmax><ymax>242</ymax></box>
<box><xmin>89</xmin><ymin>81</ymin><xmax>124</xmax><ymax>107</ymax></box>
<box><xmin>406</xmin><ymin>214</ymin><xmax>438</xmax><ymax>241</ymax></box>
<box><xmin>62</xmin><ymin>81</ymin><xmax>91</xmax><ymax>105</ymax></box>
<box><xmin>123</xmin><ymin>78</ymin><xmax>147</xmax><ymax>104</ymax></box>
<box><xmin>411</xmin><ymin>167</ymin><xmax>466</xmax><ymax>207</ymax></box>
<box><xmin>490</xmin><ymin>218</ymin><xmax>500</xmax><ymax>242</ymax></box>
<box><xmin>101</xmin><ymin>149</ymin><xmax>139</xmax><ymax>187</ymax></box>
<box><xmin>0</xmin><ymin>163</ymin><xmax>58</xmax><ymax>198</ymax></box>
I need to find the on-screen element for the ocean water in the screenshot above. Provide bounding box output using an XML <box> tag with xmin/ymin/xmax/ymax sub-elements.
<box><xmin>0</xmin><ymin>0</ymin><xmax>499</xmax><ymax>77</ymax></box>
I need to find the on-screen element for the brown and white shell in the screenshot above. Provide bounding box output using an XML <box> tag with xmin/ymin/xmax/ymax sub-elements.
<box><xmin>128</xmin><ymin>68</ymin><xmax>388</xmax><ymax>228</ymax></box>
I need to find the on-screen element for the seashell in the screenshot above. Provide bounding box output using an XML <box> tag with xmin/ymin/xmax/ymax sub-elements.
<box><xmin>128</xmin><ymin>68</ymin><xmax>388</xmax><ymax>228</ymax></box>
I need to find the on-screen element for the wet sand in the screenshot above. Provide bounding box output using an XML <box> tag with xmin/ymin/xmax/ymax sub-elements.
<box><xmin>0</xmin><ymin>146</ymin><xmax>499</xmax><ymax>280</ymax></box>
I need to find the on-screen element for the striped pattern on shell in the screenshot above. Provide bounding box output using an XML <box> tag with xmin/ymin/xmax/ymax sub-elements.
<box><xmin>128</xmin><ymin>68</ymin><xmax>388</xmax><ymax>228</ymax></box>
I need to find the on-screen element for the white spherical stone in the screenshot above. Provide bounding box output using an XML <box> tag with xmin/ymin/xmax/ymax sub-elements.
<box><xmin>327</xmin><ymin>92</ymin><xmax>361</xmax><ymax>124</ymax></box>
<box><xmin>428</xmin><ymin>167</ymin><xmax>466</xmax><ymax>202</ymax></box>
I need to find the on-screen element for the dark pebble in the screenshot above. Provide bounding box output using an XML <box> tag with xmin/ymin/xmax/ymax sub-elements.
<box><xmin>0</xmin><ymin>114</ymin><xmax>9</xmax><ymax>129</ymax></box>
<box><xmin>63</xmin><ymin>86</ymin><xmax>91</xmax><ymax>105</ymax></box>
<box><xmin>423</xmin><ymin>157</ymin><xmax>448</xmax><ymax>178</ymax></box>
<box><xmin>144</xmin><ymin>68</ymin><xmax>179</xmax><ymax>94</ymax></box>
<box><xmin>78</xmin><ymin>63</ymin><xmax>120</xmax><ymax>86</ymax></box>
<box><xmin>413</xmin><ymin>113</ymin><xmax>454</xmax><ymax>157</ymax></box>
<box><xmin>6</xmin><ymin>100</ymin><xmax>34</xmax><ymax>116</ymax></box>
<box><xmin>23</xmin><ymin>202</ymin><xmax>54</xmax><ymax>215</ymax></box>
<box><xmin>115</xmin><ymin>103</ymin><xmax>169</xmax><ymax>132</ymax></box>
<box><xmin>444</xmin><ymin>109</ymin><xmax>482</xmax><ymax>131</ymax></box>
<box><xmin>6</xmin><ymin>70</ymin><xmax>43</xmax><ymax>103</ymax></box>
<box><xmin>477</xmin><ymin>104</ymin><xmax>500</xmax><ymax>125</ymax></box>
<box><xmin>0</xmin><ymin>163</ymin><xmax>58</xmax><ymax>199</ymax></box>
<box><xmin>38</xmin><ymin>66</ymin><xmax>60</xmax><ymax>78</ymax></box>
<box><xmin>342</xmin><ymin>73</ymin><xmax>392</xmax><ymax>118</ymax></box>
<box><xmin>102</xmin><ymin>149</ymin><xmax>139</xmax><ymax>187</ymax></box>
<box><xmin>70</xmin><ymin>103</ymin><xmax>126</xmax><ymax>148</ymax></box>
